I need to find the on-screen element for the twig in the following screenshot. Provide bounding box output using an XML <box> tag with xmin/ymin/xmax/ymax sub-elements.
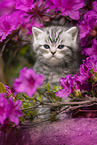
<box><xmin>33</xmin><ymin>106</ymin><xmax>69</xmax><ymax>125</ymax></box>
<box><xmin>42</xmin><ymin>100</ymin><xmax>92</xmax><ymax>106</ymax></box>
<box><xmin>68</xmin><ymin>102</ymin><xmax>97</xmax><ymax>111</ymax></box>
<box><xmin>21</xmin><ymin>103</ymin><xmax>41</xmax><ymax>111</ymax></box>
<box><xmin>0</xmin><ymin>38</ymin><xmax>10</xmax><ymax>56</ymax></box>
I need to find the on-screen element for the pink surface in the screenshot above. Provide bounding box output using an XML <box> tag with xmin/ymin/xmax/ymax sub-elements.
<box><xmin>1</xmin><ymin>118</ymin><xmax>97</xmax><ymax>145</ymax></box>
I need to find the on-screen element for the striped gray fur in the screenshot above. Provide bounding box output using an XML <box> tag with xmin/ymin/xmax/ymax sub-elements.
<box><xmin>32</xmin><ymin>26</ymin><xmax>80</xmax><ymax>87</ymax></box>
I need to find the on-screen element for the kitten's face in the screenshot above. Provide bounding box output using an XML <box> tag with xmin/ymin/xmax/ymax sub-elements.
<box><xmin>32</xmin><ymin>26</ymin><xmax>78</xmax><ymax>66</ymax></box>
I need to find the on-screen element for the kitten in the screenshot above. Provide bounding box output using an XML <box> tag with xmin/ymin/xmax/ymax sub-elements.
<box><xmin>32</xmin><ymin>26</ymin><xmax>80</xmax><ymax>87</ymax></box>
<box><xmin>32</xmin><ymin>26</ymin><xmax>80</xmax><ymax>120</ymax></box>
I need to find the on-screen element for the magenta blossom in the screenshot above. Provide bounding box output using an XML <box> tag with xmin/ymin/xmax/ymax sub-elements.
<box><xmin>77</xmin><ymin>60</ymin><xmax>92</xmax><ymax>84</ymax></box>
<box><xmin>72</xmin><ymin>74</ymin><xmax>92</xmax><ymax>93</ymax></box>
<box><xmin>55</xmin><ymin>74</ymin><xmax>74</xmax><ymax>99</ymax></box>
<box><xmin>0</xmin><ymin>11</ymin><xmax>23</xmax><ymax>42</ymax></box>
<box><xmin>26</xmin><ymin>18</ymin><xmax>44</xmax><ymax>35</ymax></box>
<box><xmin>78</xmin><ymin>10</ymin><xmax>97</xmax><ymax>42</ymax></box>
<box><xmin>16</xmin><ymin>0</ymin><xmax>34</xmax><ymax>12</ymax></box>
<box><xmin>4</xmin><ymin>84</ymin><xmax>12</xmax><ymax>96</ymax></box>
<box><xmin>0</xmin><ymin>0</ymin><xmax>16</xmax><ymax>16</ymax></box>
<box><xmin>56</xmin><ymin>56</ymin><xmax>97</xmax><ymax>98</ymax></box>
<box><xmin>85</xmin><ymin>55</ymin><xmax>97</xmax><ymax>73</ymax></box>
<box><xmin>92</xmin><ymin>1</ymin><xmax>97</xmax><ymax>13</ymax></box>
<box><xmin>78</xmin><ymin>17</ymin><xmax>90</xmax><ymax>40</ymax></box>
<box><xmin>0</xmin><ymin>93</ymin><xmax>22</xmax><ymax>126</ymax></box>
<box><xmin>16</xmin><ymin>0</ymin><xmax>48</xmax><ymax>15</ymax></box>
<box><xmin>46</xmin><ymin>0</ymin><xmax>84</xmax><ymax>20</ymax></box>
<box><xmin>15</xmin><ymin>0</ymin><xmax>49</xmax><ymax>32</ymax></box>
<box><xmin>83</xmin><ymin>39</ymin><xmax>97</xmax><ymax>56</ymax></box>
<box><xmin>13</xmin><ymin>67</ymin><xmax>44</xmax><ymax>97</ymax></box>
<box><xmin>74</xmin><ymin>55</ymin><xmax>97</xmax><ymax>85</ymax></box>
<box><xmin>0</xmin><ymin>93</ymin><xmax>8</xmax><ymax>125</ymax></box>
<box><xmin>78</xmin><ymin>1</ymin><xmax>97</xmax><ymax>48</ymax></box>
<box><xmin>76</xmin><ymin>56</ymin><xmax>97</xmax><ymax>84</ymax></box>
<box><xmin>8</xmin><ymin>98</ymin><xmax>22</xmax><ymax>125</ymax></box>
<box><xmin>61</xmin><ymin>0</ymin><xmax>84</xmax><ymax>20</ymax></box>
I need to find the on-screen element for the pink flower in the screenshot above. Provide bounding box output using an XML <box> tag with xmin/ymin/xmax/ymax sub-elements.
<box><xmin>0</xmin><ymin>11</ymin><xmax>22</xmax><ymax>42</ymax></box>
<box><xmin>74</xmin><ymin>75</ymin><xmax>92</xmax><ymax>92</ymax></box>
<box><xmin>84</xmin><ymin>10</ymin><xmax>97</xmax><ymax>29</ymax></box>
<box><xmin>0</xmin><ymin>0</ymin><xmax>16</xmax><ymax>16</ymax></box>
<box><xmin>85</xmin><ymin>56</ymin><xmax>97</xmax><ymax>73</ymax></box>
<box><xmin>46</xmin><ymin>0</ymin><xmax>84</xmax><ymax>20</ymax></box>
<box><xmin>55</xmin><ymin>55</ymin><xmax>97</xmax><ymax>98</ymax></box>
<box><xmin>78</xmin><ymin>1</ymin><xmax>97</xmax><ymax>48</ymax></box>
<box><xmin>78</xmin><ymin>9</ymin><xmax>97</xmax><ymax>40</ymax></box>
<box><xmin>78</xmin><ymin>60</ymin><xmax>92</xmax><ymax>84</ymax></box>
<box><xmin>26</xmin><ymin>18</ymin><xmax>44</xmax><ymax>35</ymax></box>
<box><xmin>15</xmin><ymin>0</ymin><xmax>48</xmax><ymax>32</ymax></box>
<box><xmin>16</xmin><ymin>0</ymin><xmax>34</xmax><ymax>12</ymax></box>
<box><xmin>83</xmin><ymin>39</ymin><xmax>97</xmax><ymax>56</ymax></box>
<box><xmin>4</xmin><ymin>85</ymin><xmax>12</xmax><ymax>96</ymax></box>
<box><xmin>0</xmin><ymin>93</ymin><xmax>8</xmax><ymax>125</ymax></box>
<box><xmin>55</xmin><ymin>74</ymin><xmax>74</xmax><ymax>99</ymax></box>
<box><xmin>61</xmin><ymin>0</ymin><xmax>84</xmax><ymax>20</ymax></box>
<box><xmin>77</xmin><ymin>56</ymin><xmax>97</xmax><ymax>85</ymax></box>
<box><xmin>0</xmin><ymin>93</ymin><xmax>22</xmax><ymax>126</ymax></box>
<box><xmin>93</xmin><ymin>1</ymin><xmax>97</xmax><ymax>13</ymax></box>
<box><xmin>78</xmin><ymin>18</ymin><xmax>90</xmax><ymax>40</ymax></box>
<box><xmin>13</xmin><ymin>67</ymin><xmax>44</xmax><ymax>97</ymax></box>
<box><xmin>8</xmin><ymin>98</ymin><xmax>22</xmax><ymax>125</ymax></box>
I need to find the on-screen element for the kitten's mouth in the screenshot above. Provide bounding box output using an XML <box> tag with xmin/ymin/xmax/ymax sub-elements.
<box><xmin>49</xmin><ymin>56</ymin><xmax>58</xmax><ymax>64</ymax></box>
<box><xmin>45</xmin><ymin>56</ymin><xmax>64</xmax><ymax>66</ymax></box>
<box><xmin>50</xmin><ymin>56</ymin><xmax>57</xmax><ymax>60</ymax></box>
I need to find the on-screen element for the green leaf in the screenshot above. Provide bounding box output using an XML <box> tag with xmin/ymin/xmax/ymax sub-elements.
<box><xmin>37</xmin><ymin>94</ymin><xmax>43</xmax><ymax>102</ymax></box>
<box><xmin>89</xmin><ymin>68</ymin><xmax>94</xmax><ymax>74</ymax></box>
<box><xmin>44</xmin><ymin>83</ymin><xmax>51</xmax><ymax>92</ymax></box>
<box><xmin>19</xmin><ymin>116</ymin><xmax>26</xmax><ymax>122</ymax></box>
<box><xmin>22</xmin><ymin>102</ymin><xmax>33</xmax><ymax>109</ymax></box>
<box><xmin>19</xmin><ymin>45</ymin><xmax>29</xmax><ymax>55</ymax></box>
<box><xmin>73</xmin><ymin>90</ymin><xmax>82</xmax><ymax>98</ymax></box>
<box><xmin>92</xmin><ymin>72</ymin><xmax>97</xmax><ymax>82</ymax></box>
<box><xmin>0</xmin><ymin>82</ymin><xmax>7</xmax><ymax>93</ymax></box>
<box><xmin>53</xmin><ymin>85</ymin><xmax>62</xmax><ymax>92</ymax></box>
<box><xmin>95</xmin><ymin>72</ymin><xmax>97</xmax><ymax>78</ymax></box>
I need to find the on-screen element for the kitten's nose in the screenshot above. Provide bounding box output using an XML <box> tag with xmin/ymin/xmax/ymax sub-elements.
<box><xmin>51</xmin><ymin>52</ymin><xmax>56</xmax><ymax>55</ymax></box>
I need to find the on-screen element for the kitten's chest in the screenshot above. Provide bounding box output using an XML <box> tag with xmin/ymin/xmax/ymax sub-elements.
<box><xmin>45</xmin><ymin>71</ymin><xmax>65</xmax><ymax>85</ymax></box>
<box><xmin>33</xmin><ymin>63</ymin><xmax>72</xmax><ymax>85</ymax></box>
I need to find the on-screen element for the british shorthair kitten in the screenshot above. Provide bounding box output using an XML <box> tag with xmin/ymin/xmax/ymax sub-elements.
<box><xmin>32</xmin><ymin>26</ymin><xmax>80</xmax><ymax>120</ymax></box>
<box><xmin>32</xmin><ymin>26</ymin><xmax>80</xmax><ymax>86</ymax></box>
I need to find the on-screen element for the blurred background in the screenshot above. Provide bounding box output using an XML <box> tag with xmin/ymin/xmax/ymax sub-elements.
<box><xmin>0</xmin><ymin>0</ymin><xmax>95</xmax><ymax>88</ymax></box>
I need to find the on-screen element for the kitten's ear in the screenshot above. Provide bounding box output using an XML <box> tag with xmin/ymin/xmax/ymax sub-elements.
<box><xmin>32</xmin><ymin>27</ymin><xmax>44</xmax><ymax>38</ymax></box>
<box><xmin>66</xmin><ymin>27</ymin><xmax>78</xmax><ymax>41</ymax></box>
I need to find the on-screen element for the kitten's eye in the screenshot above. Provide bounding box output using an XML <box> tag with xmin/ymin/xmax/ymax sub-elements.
<box><xmin>44</xmin><ymin>44</ymin><xmax>50</xmax><ymax>49</ymax></box>
<box><xmin>58</xmin><ymin>45</ymin><xmax>65</xmax><ymax>49</ymax></box>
